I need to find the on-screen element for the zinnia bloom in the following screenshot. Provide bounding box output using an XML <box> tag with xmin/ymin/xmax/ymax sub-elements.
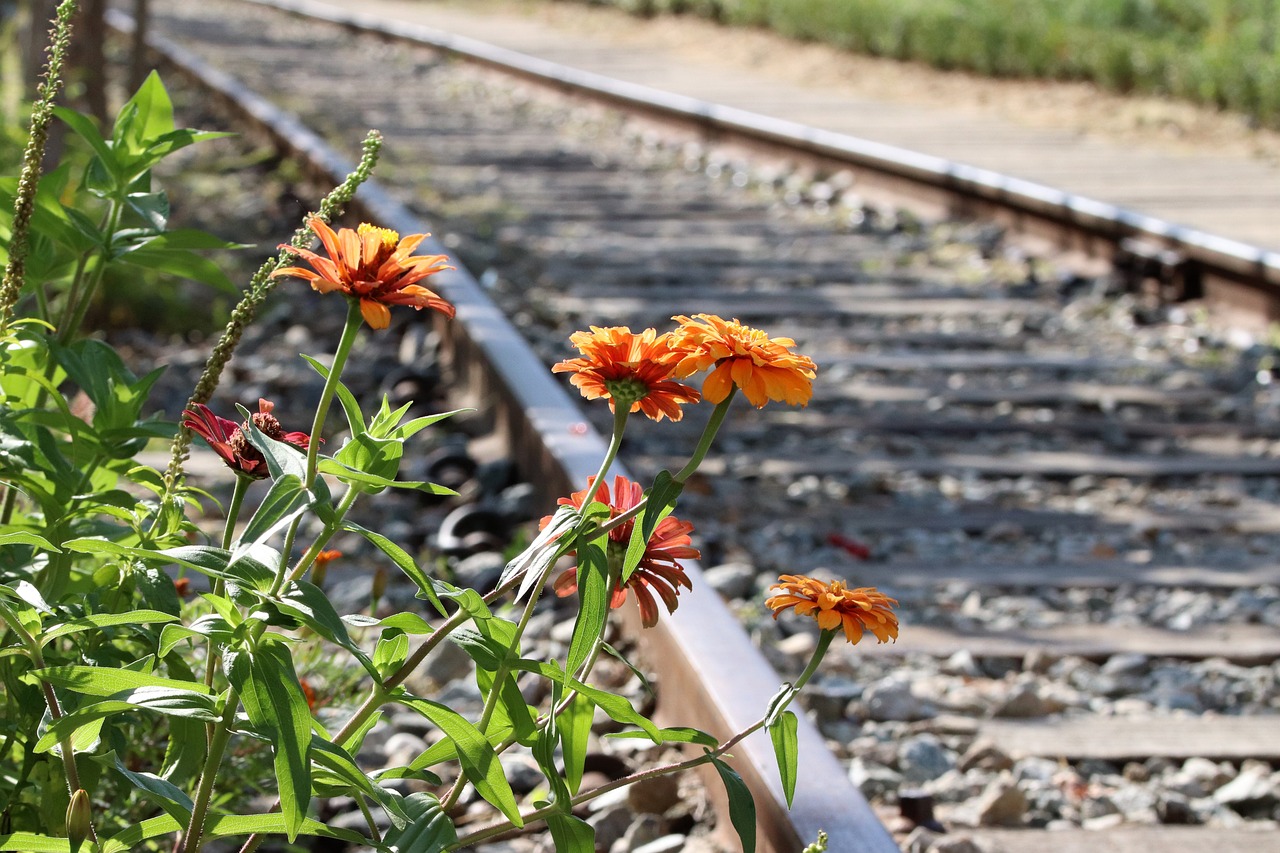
<box><xmin>765</xmin><ymin>574</ymin><xmax>898</xmax><ymax>645</ymax></box>
<box><xmin>182</xmin><ymin>398</ymin><xmax>310</xmax><ymax>480</ymax></box>
<box><xmin>667</xmin><ymin>314</ymin><xmax>817</xmax><ymax>408</ymax></box>
<box><xmin>551</xmin><ymin>326</ymin><xmax>700</xmax><ymax>422</ymax></box>
<box><xmin>547</xmin><ymin>475</ymin><xmax>698</xmax><ymax>628</ymax></box>
<box><xmin>272</xmin><ymin>218</ymin><xmax>455</xmax><ymax>330</ymax></box>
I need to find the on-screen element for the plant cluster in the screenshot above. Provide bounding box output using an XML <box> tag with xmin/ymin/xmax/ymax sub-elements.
<box><xmin>580</xmin><ymin>0</ymin><xmax>1280</xmax><ymax>128</ymax></box>
<box><xmin>1</xmin><ymin>4</ymin><xmax>898</xmax><ymax>851</ymax></box>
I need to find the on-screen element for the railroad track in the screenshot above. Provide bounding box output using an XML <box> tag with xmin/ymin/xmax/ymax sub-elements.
<box><xmin>111</xmin><ymin>1</ymin><xmax>1280</xmax><ymax>851</ymax></box>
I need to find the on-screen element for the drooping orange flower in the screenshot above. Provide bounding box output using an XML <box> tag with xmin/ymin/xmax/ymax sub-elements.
<box><xmin>667</xmin><ymin>314</ymin><xmax>817</xmax><ymax>408</ymax></box>
<box><xmin>181</xmin><ymin>398</ymin><xmax>310</xmax><ymax>480</ymax></box>
<box><xmin>765</xmin><ymin>574</ymin><xmax>898</xmax><ymax>645</ymax></box>
<box><xmin>272</xmin><ymin>218</ymin><xmax>456</xmax><ymax>330</ymax></box>
<box><xmin>545</xmin><ymin>475</ymin><xmax>698</xmax><ymax>628</ymax></box>
<box><xmin>552</xmin><ymin>326</ymin><xmax>700</xmax><ymax>422</ymax></box>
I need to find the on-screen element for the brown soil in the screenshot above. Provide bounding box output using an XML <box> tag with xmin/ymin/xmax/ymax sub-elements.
<box><xmin>443</xmin><ymin>0</ymin><xmax>1280</xmax><ymax>165</ymax></box>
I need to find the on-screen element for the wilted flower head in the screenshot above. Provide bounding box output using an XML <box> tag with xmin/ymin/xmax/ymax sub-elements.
<box><xmin>668</xmin><ymin>313</ymin><xmax>816</xmax><ymax>408</ymax></box>
<box><xmin>765</xmin><ymin>574</ymin><xmax>898</xmax><ymax>645</ymax></box>
<box><xmin>552</xmin><ymin>325</ymin><xmax>700</xmax><ymax>422</ymax></box>
<box><xmin>546</xmin><ymin>475</ymin><xmax>698</xmax><ymax>627</ymax></box>
<box><xmin>272</xmin><ymin>217</ymin><xmax>455</xmax><ymax>330</ymax></box>
<box><xmin>181</xmin><ymin>398</ymin><xmax>309</xmax><ymax>480</ymax></box>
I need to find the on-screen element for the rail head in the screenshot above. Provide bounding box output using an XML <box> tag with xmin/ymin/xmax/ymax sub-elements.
<box><xmin>111</xmin><ymin>9</ymin><xmax>899</xmax><ymax>851</ymax></box>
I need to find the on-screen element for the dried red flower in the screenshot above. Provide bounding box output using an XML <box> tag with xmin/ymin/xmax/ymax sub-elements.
<box><xmin>181</xmin><ymin>398</ymin><xmax>309</xmax><ymax>480</ymax></box>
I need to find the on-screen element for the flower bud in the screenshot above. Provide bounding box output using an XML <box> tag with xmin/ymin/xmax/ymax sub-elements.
<box><xmin>66</xmin><ymin>788</ymin><xmax>92</xmax><ymax>852</ymax></box>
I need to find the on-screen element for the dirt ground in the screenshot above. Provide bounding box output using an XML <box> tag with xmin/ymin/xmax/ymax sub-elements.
<box><xmin>441</xmin><ymin>0</ymin><xmax>1280</xmax><ymax>166</ymax></box>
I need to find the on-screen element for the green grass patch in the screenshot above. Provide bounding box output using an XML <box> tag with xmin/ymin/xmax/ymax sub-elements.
<box><xmin>577</xmin><ymin>0</ymin><xmax>1280</xmax><ymax>127</ymax></box>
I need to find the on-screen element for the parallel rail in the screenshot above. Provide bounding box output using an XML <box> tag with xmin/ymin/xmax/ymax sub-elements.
<box><xmin>249</xmin><ymin>0</ymin><xmax>1280</xmax><ymax>321</ymax></box>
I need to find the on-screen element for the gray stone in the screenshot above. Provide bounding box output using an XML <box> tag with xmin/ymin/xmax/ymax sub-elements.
<box><xmin>933</xmin><ymin>837</ymin><xmax>986</xmax><ymax>853</ymax></box>
<box><xmin>848</xmin><ymin>757</ymin><xmax>904</xmax><ymax>799</ymax></box>
<box><xmin>805</xmin><ymin>675</ymin><xmax>863</xmax><ymax>721</ymax></box>
<box><xmin>500</xmin><ymin>754</ymin><xmax>544</xmax><ymax>794</ymax></box>
<box><xmin>382</xmin><ymin>731</ymin><xmax>429</xmax><ymax>768</ymax></box>
<box><xmin>1213</xmin><ymin>761</ymin><xmax>1278</xmax><ymax>810</ymax></box>
<box><xmin>612</xmin><ymin>813</ymin><xmax>663</xmax><ymax>852</ymax></box>
<box><xmin>453</xmin><ymin>550</ymin><xmax>506</xmax><ymax>590</ymax></box>
<box><xmin>958</xmin><ymin>739</ymin><xmax>1014</xmax><ymax>773</ymax></box>
<box><xmin>703</xmin><ymin>562</ymin><xmax>756</xmax><ymax>599</ymax></box>
<box><xmin>974</xmin><ymin>774</ymin><xmax>1028</xmax><ymax>826</ymax></box>
<box><xmin>863</xmin><ymin>677</ymin><xmax>937</xmax><ymax>722</ymax></box>
<box><xmin>420</xmin><ymin>636</ymin><xmax>475</xmax><ymax>685</ymax></box>
<box><xmin>1012</xmin><ymin>757</ymin><xmax>1061</xmax><ymax>785</ymax></box>
<box><xmin>941</xmin><ymin>649</ymin><xmax>983</xmax><ymax>677</ymax></box>
<box><xmin>632</xmin><ymin>836</ymin><xmax>686</xmax><ymax>853</ymax></box>
<box><xmin>628</xmin><ymin>773</ymin><xmax>682</xmax><ymax>815</ymax></box>
<box><xmin>589</xmin><ymin>804</ymin><xmax>634</xmax><ymax>851</ymax></box>
<box><xmin>898</xmin><ymin>734</ymin><xmax>956</xmax><ymax>783</ymax></box>
<box><xmin>991</xmin><ymin>683</ymin><xmax>1063</xmax><ymax>718</ymax></box>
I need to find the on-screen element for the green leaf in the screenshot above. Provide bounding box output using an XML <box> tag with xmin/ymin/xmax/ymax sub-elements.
<box><xmin>116</xmin><ymin>71</ymin><xmax>175</xmax><ymax>149</ymax></box>
<box><xmin>41</xmin><ymin>610</ymin><xmax>178</xmax><ymax>645</ymax></box>
<box><xmin>276</xmin><ymin>581</ymin><xmax>376</xmax><ymax>677</ymax></box>
<box><xmin>99</xmin><ymin>816</ymin><xmax>183</xmax><ymax>853</ymax></box>
<box><xmin>396</xmin><ymin>695</ymin><xmax>522</xmax><ymax>827</ymax></box>
<box><xmin>342</xmin><ymin>612</ymin><xmax>435</xmax><ymax>635</ymax></box>
<box><xmin>565</xmin><ymin>539</ymin><xmax>609</xmax><ymax>679</ymax></box>
<box><xmin>93</xmin><ymin>750</ymin><xmax>193</xmax><ymax>824</ymax></box>
<box><xmin>0</xmin><ymin>531</ymin><xmax>61</xmax><ymax>552</ymax></box>
<box><xmin>33</xmin><ymin>665</ymin><xmax>212</xmax><ymax>697</ymax></box>
<box><xmin>546</xmin><ymin>814</ymin><xmax>595</xmax><ymax>853</ymax></box>
<box><xmin>380</xmin><ymin>793</ymin><xmax>457</xmax><ymax>853</ymax></box>
<box><xmin>201</xmin><ymin>814</ymin><xmax>369</xmax><ymax>846</ymax></box>
<box><xmin>373</xmin><ymin>630</ymin><xmax>410</xmax><ymax>680</ymax></box>
<box><xmin>712</xmin><ymin>757</ymin><xmax>756</xmax><ymax>853</ymax></box>
<box><xmin>500</xmin><ymin>503</ymin><xmax>578</xmax><ymax>602</ymax></box>
<box><xmin>605</xmin><ymin>726</ymin><xmax>718</xmax><ymax>747</ymax></box>
<box><xmin>54</xmin><ymin>107</ymin><xmax>119</xmax><ymax>182</ymax></box>
<box><xmin>560</xmin><ymin>691</ymin><xmax>594</xmax><ymax>795</ymax></box>
<box><xmin>35</xmin><ymin>689</ymin><xmax>219</xmax><ymax>752</ymax></box>
<box><xmin>236</xmin><ymin>473</ymin><xmax>310</xmax><ymax>547</ymax></box>
<box><xmin>309</xmin><ymin>737</ymin><xmax>409</xmax><ymax>829</ymax></box>
<box><xmin>232</xmin><ymin>642</ymin><xmax>313</xmax><ymax>842</ymax></box>
<box><xmin>622</xmin><ymin>470</ymin><xmax>683</xmax><ymax>583</ymax></box>
<box><xmin>114</xmin><ymin>244</ymin><xmax>237</xmax><ymax>293</ymax></box>
<box><xmin>513</xmin><ymin>660</ymin><xmax>662</xmax><ymax>742</ymax></box>
<box><xmin>301</xmin><ymin>354</ymin><xmax>363</xmax><ymax>436</ymax></box>
<box><xmin>342</xmin><ymin>521</ymin><xmax>446</xmax><ymax>616</ymax></box>
<box><xmin>769</xmin><ymin>710</ymin><xmax>800</xmax><ymax>808</ymax></box>
<box><xmin>0</xmin><ymin>832</ymin><xmax>70</xmax><ymax>852</ymax></box>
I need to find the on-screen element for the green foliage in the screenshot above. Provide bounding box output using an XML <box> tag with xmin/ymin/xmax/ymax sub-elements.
<box><xmin>578</xmin><ymin>0</ymin><xmax>1280</xmax><ymax>127</ymax></box>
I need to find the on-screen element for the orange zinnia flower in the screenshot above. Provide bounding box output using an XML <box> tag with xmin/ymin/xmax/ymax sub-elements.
<box><xmin>546</xmin><ymin>475</ymin><xmax>698</xmax><ymax>628</ymax></box>
<box><xmin>765</xmin><ymin>574</ymin><xmax>898</xmax><ymax>645</ymax></box>
<box><xmin>272</xmin><ymin>218</ymin><xmax>456</xmax><ymax>330</ymax></box>
<box><xmin>667</xmin><ymin>314</ymin><xmax>817</xmax><ymax>408</ymax></box>
<box><xmin>552</xmin><ymin>326</ymin><xmax>700</xmax><ymax>422</ymax></box>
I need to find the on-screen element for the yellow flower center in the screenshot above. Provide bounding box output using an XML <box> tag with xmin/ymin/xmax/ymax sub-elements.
<box><xmin>357</xmin><ymin>223</ymin><xmax>400</xmax><ymax>250</ymax></box>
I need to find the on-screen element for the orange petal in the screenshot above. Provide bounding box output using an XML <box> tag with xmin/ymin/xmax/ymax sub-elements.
<box><xmin>359</xmin><ymin>299</ymin><xmax>391</xmax><ymax>330</ymax></box>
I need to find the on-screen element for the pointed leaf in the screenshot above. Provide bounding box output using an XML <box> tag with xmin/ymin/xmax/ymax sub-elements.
<box><xmin>342</xmin><ymin>521</ymin><xmax>446</xmax><ymax>616</ymax></box>
<box><xmin>565</xmin><ymin>539</ymin><xmax>609</xmax><ymax>679</ymax></box>
<box><xmin>768</xmin><ymin>710</ymin><xmax>800</xmax><ymax>808</ymax></box>
<box><xmin>232</xmin><ymin>643</ymin><xmax>313</xmax><ymax>842</ymax></box>
<box><xmin>560</xmin><ymin>691</ymin><xmax>594</xmax><ymax>795</ymax></box>
<box><xmin>712</xmin><ymin>757</ymin><xmax>756</xmax><ymax>853</ymax></box>
<box><xmin>622</xmin><ymin>470</ymin><xmax>683</xmax><ymax>583</ymax></box>
<box><xmin>546</xmin><ymin>814</ymin><xmax>595</xmax><ymax>853</ymax></box>
<box><xmin>42</xmin><ymin>610</ymin><xmax>178</xmax><ymax>645</ymax></box>
<box><xmin>380</xmin><ymin>793</ymin><xmax>457</xmax><ymax>853</ymax></box>
<box><xmin>396</xmin><ymin>696</ymin><xmax>522</xmax><ymax>827</ymax></box>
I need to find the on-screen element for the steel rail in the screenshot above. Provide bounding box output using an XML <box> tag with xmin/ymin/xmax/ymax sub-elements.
<box><xmin>245</xmin><ymin>0</ymin><xmax>1280</xmax><ymax>321</ymax></box>
<box><xmin>105</xmin><ymin>8</ymin><xmax>899</xmax><ymax>852</ymax></box>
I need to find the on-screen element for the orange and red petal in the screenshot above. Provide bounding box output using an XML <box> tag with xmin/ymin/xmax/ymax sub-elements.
<box><xmin>360</xmin><ymin>298</ymin><xmax>392</xmax><ymax>330</ymax></box>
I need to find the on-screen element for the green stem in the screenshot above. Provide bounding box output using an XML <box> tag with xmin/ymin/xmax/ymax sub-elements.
<box><xmin>306</xmin><ymin>298</ymin><xmax>363</xmax><ymax>485</ymax></box>
<box><xmin>674</xmin><ymin>389</ymin><xmax>735</xmax><ymax>484</ymax></box>
<box><xmin>0</xmin><ymin>608</ymin><xmax>95</xmax><ymax>842</ymax></box>
<box><xmin>272</xmin><ymin>297</ymin><xmax>362</xmax><ymax>592</ymax></box>
<box><xmin>180</xmin><ymin>688</ymin><xmax>239</xmax><ymax>853</ymax></box>
<box><xmin>204</xmin><ymin>476</ymin><xmax>250</xmax><ymax>698</ymax></box>
<box><xmin>59</xmin><ymin>196</ymin><xmax>124</xmax><ymax>344</ymax></box>
<box><xmin>284</xmin><ymin>486</ymin><xmax>358</xmax><ymax>587</ymax></box>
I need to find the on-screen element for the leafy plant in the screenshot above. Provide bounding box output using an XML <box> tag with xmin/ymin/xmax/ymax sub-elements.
<box><xmin>0</xmin><ymin>4</ymin><xmax>900</xmax><ymax>852</ymax></box>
